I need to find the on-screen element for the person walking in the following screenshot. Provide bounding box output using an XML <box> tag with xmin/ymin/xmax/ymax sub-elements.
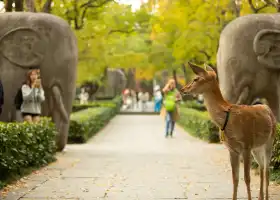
<box><xmin>79</xmin><ymin>88</ymin><xmax>89</xmax><ymax>105</ymax></box>
<box><xmin>154</xmin><ymin>85</ymin><xmax>162</xmax><ymax>112</ymax></box>
<box><xmin>21</xmin><ymin>69</ymin><xmax>45</xmax><ymax>123</ymax></box>
<box><xmin>143</xmin><ymin>91</ymin><xmax>149</xmax><ymax>111</ymax></box>
<box><xmin>161</xmin><ymin>79</ymin><xmax>182</xmax><ymax>138</ymax></box>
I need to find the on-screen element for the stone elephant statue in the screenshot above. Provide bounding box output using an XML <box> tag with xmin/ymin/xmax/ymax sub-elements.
<box><xmin>217</xmin><ymin>13</ymin><xmax>280</xmax><ymax>121</ymax></box>
<box><xmin>95</xmin><ymin>68</ymin><xmax>127</xmax><ymax>98</ymax></box>
<box><xmin>0</xmin><ymin>12</ymin><xmax>77</xmax><ymax>151</ymax></box>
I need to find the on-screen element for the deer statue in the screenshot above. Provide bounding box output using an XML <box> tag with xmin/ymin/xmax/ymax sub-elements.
<box><xmin>180</xmin><ymin>62</ymin><xmax>276</xmax><ymax>200</ymax></box>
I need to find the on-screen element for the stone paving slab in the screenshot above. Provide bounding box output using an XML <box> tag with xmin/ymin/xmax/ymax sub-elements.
<box><xmin>1</xmin><ymin>115</ymin><xmax>280</xmax><ymax>200</ymax></box>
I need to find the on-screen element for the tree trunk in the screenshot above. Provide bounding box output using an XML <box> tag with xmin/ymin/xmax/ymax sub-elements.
<box><xmin>126</xmin><ymin>68</ymin><xmax>136</xmax><ymax>89</ymax></box>
<box><xmin>14</xmin><ymin>0</ymin><xmax>23</xmax><ymax>11</ymax></box>
<box><xmin>5</xmin><ymin>0</ymin><xmax>24</xmax><ymax>11</ymax></box>
<box><xmin>181</xmin><ymin>63</ymin><xmax>188</xmax><ymax>84</ymax></box>
<box><xmin>277</xmin><ymin>0</ymin><xmax>280</xmax><ymax>12</ymax></box>
<box><xmin>41</xmin><ymin>0</ymin><xmax>52</xmax><ymax>13</ymax></box>
<box><xmin>172</xmin><ymin>69</ymin><xmax>178</xmax><ymax>89</ymax></box>
<box><xmin>232</xmin><ymin>0</ymin><xmax>241</xmax><ymax>17</ymax></box>
<box><xmin>5</xmin><ymin>0</ymin><xmax>14</xmax><ymax>12</ymax></box>
<box><xmin>25</xmin><ymin>0</ymin><xmax>36</xmax><ymax>12</ymax></box>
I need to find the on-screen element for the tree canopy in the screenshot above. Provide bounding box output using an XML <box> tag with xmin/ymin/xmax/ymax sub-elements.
<box><xmin>3</xmin><ymin>0</ymin><xmax>280</xmax><ymax>84</ymax></box>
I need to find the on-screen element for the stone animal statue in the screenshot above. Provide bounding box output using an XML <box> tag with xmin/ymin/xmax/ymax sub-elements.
<box><xmin>0</xmin><ymin>12</ymin><xmax>77</xmax><ymax>151</ymax></box>
<box><xmin>217</xmin><ymin>13</ymin><xmax>280</xmax><ymax>121</ymax></box>
<box><xmin>95</xmin><ymin>68</ymin><xmax>127</xmax><ymax>98</ymax></box>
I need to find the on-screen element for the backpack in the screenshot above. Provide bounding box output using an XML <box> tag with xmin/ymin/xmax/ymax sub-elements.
<box><xmin>164</xmin><ymin>90</ymin><xmax>176</xmax><ymax>112</ymax></box>
<box><xmin>14</xmin><ymin>87</ymin><xmax>23</xmax><ymax>110</ymax></box>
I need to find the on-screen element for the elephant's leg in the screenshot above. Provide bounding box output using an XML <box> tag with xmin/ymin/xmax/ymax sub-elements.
<box><xmin>266</xmin><ymin>94</ymin><xmax>280</xmax><ymax>121</ymax></box>
<box><xmin>0</xmin><ymin>67</ymin><xmax>27</xmax><ymax>122</ymax></box>
<box><xmin>51</xmin><ymin>85</ymin><xmax>70</xmax><ymax>151</ymax></box>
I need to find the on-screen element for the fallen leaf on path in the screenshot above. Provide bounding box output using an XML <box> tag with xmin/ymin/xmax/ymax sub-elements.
<box><xmin>80</xmin><ymin>187</ymin><xmax>89</xmax><ymax>192</ymax></box>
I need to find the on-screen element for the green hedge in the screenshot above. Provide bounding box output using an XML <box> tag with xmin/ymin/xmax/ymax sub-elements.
<box><xmin>0</xmin><ymin>119</ymin><xmax>57</xmax><ymax>188</ymax></box>
<box><xmin>272</xmin><ymin>125</ymin><xmax>280</xmax><ymax>170</ymax></box>
<box><xmin>68</xmin><ymin>96</ymin><xmax>122</xmax><ymax>143</ymax></box>
<box><xmin>181</xmin><ymin>100</ymin><xmax>206</xmax><ymax>111</ymax></box>
<box><xmin>72</xmin><ymin>96</ymin><xmax>122</xmax><ymax>113</ymax></box>
<box><xmin>68</xmin><ymin>107</ymin><xmax>116</xmax><ymax>143</ymax></box>
<box><xmin>178</xmin><ymin>107</ymin><xmax>220</xmax><ymax>143</ymax></box>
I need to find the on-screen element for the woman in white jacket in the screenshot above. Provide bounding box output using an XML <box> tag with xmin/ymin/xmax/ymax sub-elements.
<box><xmin>21</xmin><ymin>69</ymin><xmax>45</xmax><ymax>123</ymax></box>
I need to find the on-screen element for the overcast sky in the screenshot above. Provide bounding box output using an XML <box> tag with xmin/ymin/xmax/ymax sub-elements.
<box><xmin>0</xmin><ymin>0</ymin><xmax>146</xmax><ymax>12</ymax></box>
<box><xmin>117</xmin><ymin>0</ymin><xmax>147</xmax><ymax>11</ymax></box>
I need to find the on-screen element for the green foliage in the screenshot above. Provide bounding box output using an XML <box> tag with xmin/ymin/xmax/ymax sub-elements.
<box><xmin>272</xmin><ymin>124</ymin><xmax>280</xmax><ymax>170</ymax></box>
<box><xmin>271</xmin><ymin>169</ymin><xmax>280</xmax><ymax>184</ymax></box>
<box><xmin>178</xmin><ymin>107</ymin><xmax>220</xmax><ymax>143</ymax></box>
<box><xmin>72</xmin><ymin>101</ymin><xmax>117</xmax><ymax>112</ymax></box>
<box><xmin>69</xmin><ymin>107</ymin><xmax>116</xmax><ymax>143</ymax></box>
<box><xmin>51</xmin><ymin>1</ymin><xmax>153</xmax><ymax>83</ymax></box>
<box><xmin>181</xmin><ymin>100</ymin><xmax>206</xmax><ymax>111</ymax></box>
<box><xmin>149</xmin><ymin>0</ymin><xmax>280</xmax><ymax>80</ymax></box>
<box><xmin>69</xmin><ymin>96</ymin><xmax>122</xmax><ymax>143</ymax></box>
<box><xmin>0</xmin><ymin>118</ymin><xmax>57</xmax><ymax>188</ymax></box>
<box><xmin>72</xmin><ymin>96</ymin><xmax>122</xmax><ymax>112</ymax></box>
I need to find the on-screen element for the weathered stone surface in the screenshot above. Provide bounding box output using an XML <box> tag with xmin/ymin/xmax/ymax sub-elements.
<box><xmin>217</xmin><ymin>13</ymin><xmax>280</xmax><ymax>121</ymax></box>
<box><xmin>2</xmin><ymin>115</ymin><xmax>280</xmax><ymax>200</ymax></box>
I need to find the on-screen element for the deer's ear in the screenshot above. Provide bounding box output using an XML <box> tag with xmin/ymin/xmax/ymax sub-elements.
<box><xmin>188</xmin><ymin>62</ymin><xmax>207</xmax><ymax>76</ymax></box>
<box><xmin>204</xmin><ymin>63</ymin><xmax>215</xmax><ymax>72</ymax></box>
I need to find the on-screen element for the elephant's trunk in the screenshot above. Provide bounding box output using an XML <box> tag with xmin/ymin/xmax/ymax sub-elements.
<box><xmin>0</xmin><ymin>65</ymin><xmax>27</xmax><ymax>122</ymax></box>
<box><xmin>51</xmin><ymin>85</ymin><xmax>70</xmax><ymax>151</ymax></box>
<box><xmin>221</xmin><ymin>85</ymin><xmax>253</xmax><ymax>106</ymax></box>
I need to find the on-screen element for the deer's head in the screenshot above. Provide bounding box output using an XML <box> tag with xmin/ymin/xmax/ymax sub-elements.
<box><xmin>181</xmin><ymin>62</ymin><xmax>217</xmax><ymax>95</ymax></box>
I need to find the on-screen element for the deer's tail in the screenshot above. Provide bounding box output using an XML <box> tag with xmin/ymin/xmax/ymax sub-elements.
<box><xmin>264</xmin><ymin>104</ymin><xmax>277</xmax><ymax>139</ymax></box>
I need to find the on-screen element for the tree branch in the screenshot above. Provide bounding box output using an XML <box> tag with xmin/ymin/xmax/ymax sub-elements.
<box><xmin>264</xmin><ymin>0</ymin><xmax>280</xmax><ymax>12</ymax></box>
<box><xmin>108</xmin><ymin>29</ymin><xmax>135</xmax><ymax>35</ymax></box>
<box><xmin>80</xmin><ymin>35</ymin><xmax>96</xmax><ymax>40</ymax></box>
<box><xmin>25</xmin><ymin>0</ymin><xmax>37</xmax><ymax>12</ymax></box>
<box><xmin>248</xmin><ymin>0</ymin><xmax>270</xmax><ymax>13</ymax></box>
<box><xmin>73</xmin><ymin>0</ymin><xmax>80</xmax><ymax>30</ymax></box>
<box><xmin>81</xmin><ymin>0</ymin><xmax>114</xmax><ymax>8</ymax></box>
<box><xmin>199</xmin><ymin>50</ymin><xmax>211</xmax><ymax>60</ymax></box>
<box><xmin>67</xmin><ymin>0</ymin><xmax>114</xmax><ymax>30</ymax></box>
<box><xmin>41</xmin><ymin>0</ymin><xmax>53</xmax><ymax>13</ymax></box>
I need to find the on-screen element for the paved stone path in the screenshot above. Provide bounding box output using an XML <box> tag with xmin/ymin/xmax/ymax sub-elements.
<box><xmin>2</xmin><ymin>115</ymin><xmax>280</xmax><ymax>200</ymax></box>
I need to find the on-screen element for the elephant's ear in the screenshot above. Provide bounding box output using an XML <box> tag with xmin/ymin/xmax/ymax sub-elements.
<box><xmin>0</xmin><ymin>27</ymin><xmax>46</xmax><ymax>67</ymax></box>
<box><xmin>253</xmin><ymin>29</ymin><xmax>280</xmax><ymax>69</ymax></box>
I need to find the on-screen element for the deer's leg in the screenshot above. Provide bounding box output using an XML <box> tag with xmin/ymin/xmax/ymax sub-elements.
<box><xmin>264</xmin><ymin>139</ymin><xmax>274</xmax><ymax>200</ymax></box>
<box><xmin>252</xmin><ymin>148</ymin><xmax>265</xmax><ymax>200</ymax></box>
<box><xmin>243</xmin><ymin>149</ymin><xmax>252</xmax><ymax>200</ymax></box>
<box><xmin>229</xmin><ymin>151</ymin><xmax>240</xmax><ymax>200</ymax></box>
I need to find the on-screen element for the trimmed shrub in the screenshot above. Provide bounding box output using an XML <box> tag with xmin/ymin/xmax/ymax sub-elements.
<box><xmin>178</xmin><ymin>107</ymin><xmax>219</xmax><ymax>143</ymax></box>
<box><xmin>0</xmin><ymin>118</ymin><xmax>57</xmax><ymax>188</ymax></box>
<box><xmin>68</xmin><ymin>107</ymin><xmax>116</xmax><ymax>143</ymax></box>
<box><xmin>272</xmin><ymin>124</ymin><xmax>280</xmax><ymax>170</ymax></box>
<box><xmin>181</xmin><ymin>100</ymin><xmax>206</xmax><ymax>111</ymax></box>
<box><xmin>69</xmin><ymin>96</ymin><xmax>122</xmax><ymax>143</ymax></box>
<box><xmin>72</xmin><ymin>96</ymin><xmax>122</xmax><ymax>113</ymax></box>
